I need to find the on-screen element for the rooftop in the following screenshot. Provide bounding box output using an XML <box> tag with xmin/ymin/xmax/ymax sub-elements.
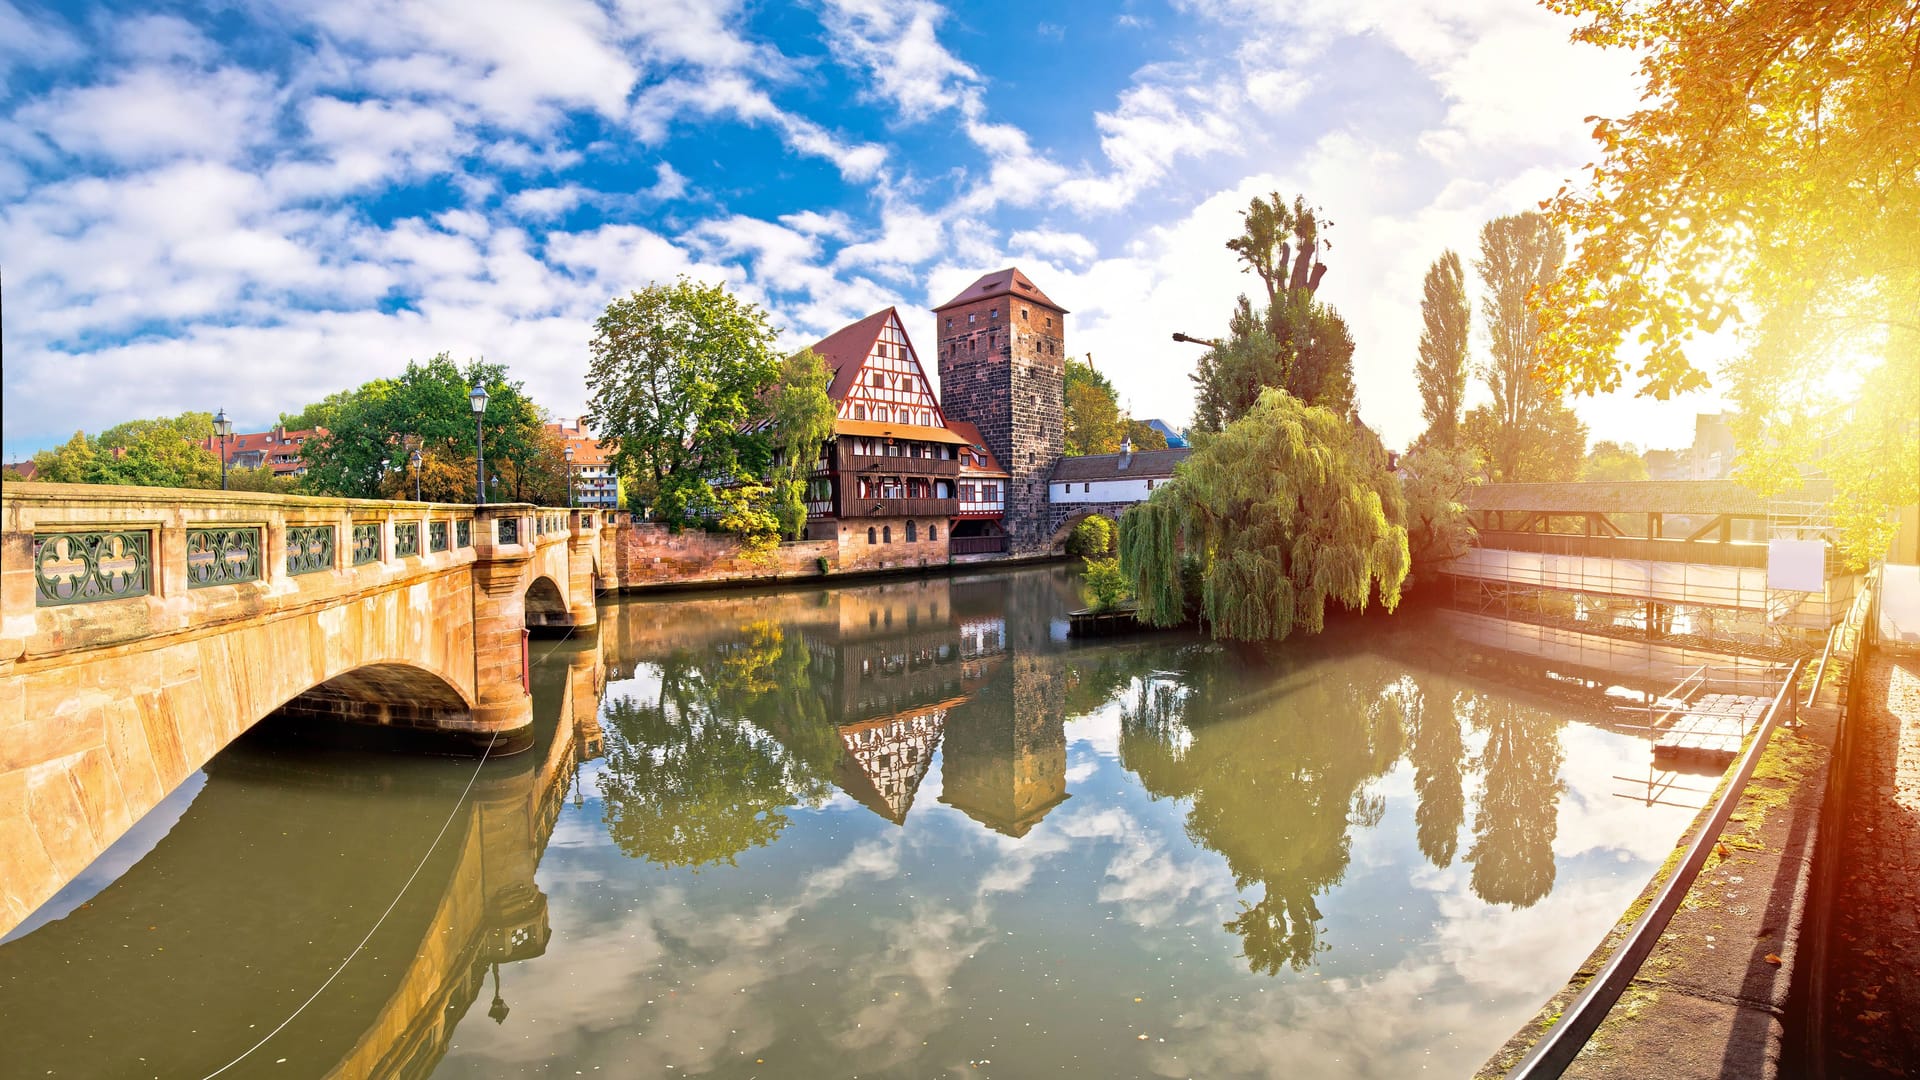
<box><xmin>1464</xmin><ymin>479</ymin><xmax>1834</xmax><ymax>516</ymax></box>
<box><xmin>934</xmin><ymin>268</ymin><xmax>1066</xmax><ymax>313</ymax></box>
<box><xmin>1050</xmin><ymin>447</ymin><xmax>1191</xmax><ymax>483</ymax></box>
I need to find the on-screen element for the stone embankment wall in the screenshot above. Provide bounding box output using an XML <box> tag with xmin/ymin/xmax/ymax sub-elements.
<box><xmin>600</xmin><ymin>517</ymin><xmax>1007</xmax><ymax>593</ymax></box>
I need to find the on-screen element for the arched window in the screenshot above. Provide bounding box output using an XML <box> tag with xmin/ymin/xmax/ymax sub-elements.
<box><xmin>867</xmin><ymin>527</ymin><xmax>876</xmax><ymax>545</ymax></box>
<box><xmin>883</xmin><ymin>525</ymin><xmax>892</xmax><ymax>543</ymax></box>
<box><xmin>906</xmin><ymin>521</ymin><xmax>917</xmax><ymax>542</ymax></box>
<box><xmin>928</xmin><ymin>524</ymin><xmax>938</xmax><ymax>542</ymax></box>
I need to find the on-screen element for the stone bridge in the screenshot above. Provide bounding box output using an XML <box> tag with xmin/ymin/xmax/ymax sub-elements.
<box><xmin>0</xmin><ymin>482</ymin><xmax>607</xmax><ymax>935</ymax></box>
<box><xmin>1044</xmin><ymin>502</ymin><xmax>1138</xmax><ymax>553</ymax></box>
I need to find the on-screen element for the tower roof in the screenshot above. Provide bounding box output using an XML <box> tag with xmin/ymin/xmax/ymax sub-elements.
<box><xmin>933</xmin><ymin>267</ymin><xmax>1067</xmax><ymax>313</ymax></box>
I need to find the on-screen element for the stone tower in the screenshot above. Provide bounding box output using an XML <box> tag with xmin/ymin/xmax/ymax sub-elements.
<box><xmin>933</xmin><ymin>268</ymin><xmax>1065</xmax><ymax>554</ymax></box>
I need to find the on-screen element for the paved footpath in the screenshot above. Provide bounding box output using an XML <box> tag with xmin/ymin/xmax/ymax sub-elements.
<box><xmin>1823</xmin><ymin>650</ymin><xmax>1920</xmax><ymax>1076</ymax></box>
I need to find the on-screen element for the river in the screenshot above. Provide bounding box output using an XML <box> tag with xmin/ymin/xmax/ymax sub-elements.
<box><xmin>0</xmin><ymin>563</ymin><xmax>1701</xmax><ymax>1078</ymax></box>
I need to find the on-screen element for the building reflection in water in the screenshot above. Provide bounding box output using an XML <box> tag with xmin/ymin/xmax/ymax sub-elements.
<box><xmin>0</xmin><ymin>566</ymin><xmax>1723</xmax><ymax>1078</ymax></box>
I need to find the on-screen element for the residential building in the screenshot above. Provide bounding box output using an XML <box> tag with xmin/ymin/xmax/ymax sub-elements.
<box><xmin>1048</xmin><ymin>441</ymin><xmax>1191</xmax><ymax>505</ymax></box>
<box><xmin>794</xmin><ymin>307</ymin><xmax>982</xmax><ymax>560</ymax></box>
<box><xmin>201</xmin><ymin>425</ymin><xmax>323</xmax><ymax>478</ymax></box>
<box><xmin>1691</xmin><ymin>412</ymin><xmax>1738</xmax><ymax>480</ymax></box>
<box><xmin>547</xmin><ymin>418</ymin><xmax>618</xmax><ymax>509</ymax></box>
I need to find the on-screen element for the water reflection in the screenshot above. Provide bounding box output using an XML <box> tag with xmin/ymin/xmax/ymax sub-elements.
<box><xmin>0</xmin><ymin>566</ymin><xmax>1717</xmax><ymax>1079</ymax></box>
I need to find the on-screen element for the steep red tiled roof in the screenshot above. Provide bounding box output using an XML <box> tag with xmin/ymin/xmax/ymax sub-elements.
<box><xmin>944</xmin><ymin>420</ymin><xmax>1008</xmax><ymax>477</ymax></box>
<box><xmin>801</xmin><ymin>308</ymin><xmax>896</xmax><ymax>402</ymax></box>
<box><xmin>1049</xmin><ymin>447</ymin><xmax>1191</xmax><ymax>482</ymax></box>
<box><xmin>934</xmin><ymin>267</ymin><xmax>1066</xmax><ymax>313</ymax></box>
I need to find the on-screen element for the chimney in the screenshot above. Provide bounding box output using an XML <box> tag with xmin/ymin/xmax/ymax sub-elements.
<box><xmin>1119</xmin><ymin>435</ymin><xmax>1133</xmax><ymax>470</ymax></box>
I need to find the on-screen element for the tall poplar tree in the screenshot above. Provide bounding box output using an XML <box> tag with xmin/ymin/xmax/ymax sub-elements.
<box><xmin>766</xmin><ymin>349</ymin><xmax>836</xmax><ymax>539</ymax></box>
<box><xmin>1467</xmin><ymin>213</ymin><xmax>1587</xmax><ymax>482</ymax></box>
<box><xmin>1413</xmin><ymin>250</ymin><xmax>1470</xmax><ymax>449</ymax></box>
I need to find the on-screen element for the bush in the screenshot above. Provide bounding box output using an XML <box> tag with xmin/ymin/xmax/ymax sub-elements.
<box><xmin>1065</xmin><ymin>514</ymin><xmax>1115</xmax><ymax>556</ymax></box>
<box><xmin>1081</xmin><ymin>556</ymin><xmax>1131</xmax><ymax>612</ymax></box>
<box><xmin>816</xmin><ymin>555</ymin><xmax>831</xmax><ymax>575</ymax></box>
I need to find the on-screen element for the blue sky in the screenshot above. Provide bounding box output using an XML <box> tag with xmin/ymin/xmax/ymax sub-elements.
<box><xmin>0</xmin><ymin>0</ymin><xmax>1725</xmax><ymax>462</ymax></box>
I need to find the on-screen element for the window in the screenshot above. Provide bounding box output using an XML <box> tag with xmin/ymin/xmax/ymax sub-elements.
<box><xmin>1084</xmin><ymin>482</ymin><xmax>1091</xmax><ymax>492</ymax></box>
<box><xmin>928</xmin><ymin>525</ymin><xmax>938</xmax><ymax>541</ymax></box>
<box><xmin>871</xmin><ymin>372</ymin><xmax>883</xmax><ymax>386</ymax></box>
<box><xmin>1148</xmin><ymin>479</ymin><xmax>1156</xmax><ymax>490</ymax></box>
<box><xmin>906</xmin><ymin>521</ymin><xmax>917</xmax><ymax>542</ymax></box>
<box><xmin>1021</xmin><ymin>307</ymin><xmax>1029</xmax><ymax>321</ymax></box>
<box><xmin>968</xmin><ymin>313</ymin><xmax>975</xmax><ymax>325</ymax></box>
<box><xmin>854</xmin><ymin>404</ymin><xmax>867</xmax><ymax>420</ymax></box>
<box><xmin>867</xmin><ymin>527</ymin><xmax>876</xmax><ymax>545</ymax></box>
<box><xmin>946</xmin><ymin>318</ymin><xmax>953</xmax><ymax>329</ymax></box>
<box><xmin>883</xmin><ymin>525</ymin><xmax>892</xmax><ymax>543</ymax></box>
<box><xmin>990</xmin><ymin>309</ymin><xmax>997</xmax><ymax>320</ymax></box>
<box><xmin>1045</xmin><ymin>316</ymin><xmax>1053</xmax><ymax>328</ymax></box>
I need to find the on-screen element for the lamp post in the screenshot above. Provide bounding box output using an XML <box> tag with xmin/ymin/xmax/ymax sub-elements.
<box><xmin>469</xmin><ymin>384</ymin><xmax>490</xmax><ymax>504</ymax></box>
<box><xmin>213</xmin><ymin>408</ymin><xmax>233</xmax><ymax>490</ymax></box>
<box><xmin>410</xmin><ymin>448</ymin><xmax>423</xmax><ymax>501</ymax></box>
<box><xmin>563</xmin><ymin>443</ymin><xmax>575</xmax><ymax>507</ymax></box>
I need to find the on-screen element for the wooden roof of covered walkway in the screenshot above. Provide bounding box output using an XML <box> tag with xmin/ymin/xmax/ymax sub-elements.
<box><xmin>1464</xmin><ymin>479</ymin><xmax>1832</xmax><ymax>516</ymax></box>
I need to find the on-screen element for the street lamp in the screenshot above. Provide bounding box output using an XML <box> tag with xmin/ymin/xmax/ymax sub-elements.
<box><xmin>469</xmin><ymin>384</ymin><xmax>490</xmax><ymax>504</ymax></box>
<box><xmin>410</xmin><ymin>448</ymin><xmax>423</xmax><ymax>501</ymax></box>
<box><xmin>563</xmin><ymin>443</ymin><xmax>575</xmax><ymax>507</ymax></box>
<box><xmin>212</xmin><ymin>408</ymin><xmax>233</xmax><ymax>490</ymax></box>
<box><xmin>1170</xmin><ymin>332</ymin><xmax>1218</xmax><ymax>347</ymax></box>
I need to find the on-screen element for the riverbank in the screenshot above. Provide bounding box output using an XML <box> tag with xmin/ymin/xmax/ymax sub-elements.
<box><xmin>1475</xmin><ymin>696</ymin><xmax>1836</xmax><ymax>1078</ymax></box>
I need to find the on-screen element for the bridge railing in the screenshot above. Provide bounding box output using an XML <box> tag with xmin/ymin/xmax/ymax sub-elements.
<box><xmin>1</xmin><ymin>482</ymin><xmax>582</xmax><ymax>663</ymax></box>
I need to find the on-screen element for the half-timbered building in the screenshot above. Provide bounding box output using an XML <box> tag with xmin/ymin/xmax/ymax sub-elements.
<box><xmin>795</xmin><ymin>307</ymin><xmax>1007</xmax><ymax>560</ymax></box>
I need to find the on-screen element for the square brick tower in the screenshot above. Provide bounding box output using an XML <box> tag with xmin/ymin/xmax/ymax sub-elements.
<box><xmin>933</xmin><ymin>268</ymin><xmax>1066</xmax><ymax>554</ymax></box>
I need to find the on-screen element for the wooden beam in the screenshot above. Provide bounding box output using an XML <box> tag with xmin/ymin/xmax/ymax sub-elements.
<box><xmin>1684</xmin><ymin>514</ymin><xmax>1726</xmax><ymax>542</ymax></box>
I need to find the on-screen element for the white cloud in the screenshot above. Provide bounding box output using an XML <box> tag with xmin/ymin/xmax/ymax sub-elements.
<box><xmin>506</xmin><ymin>184</ymin><xmax>587</xmax><ymax>220</ymax></box>
<box><xmin>1009</xmin><ymin>228</ymin><xmax>1097</xmax><ymax>263</ymax></box>
<box><xmin>19</xmin><ymin>66</ymin><xmax>279</xmax><ymax>165</ymax></box>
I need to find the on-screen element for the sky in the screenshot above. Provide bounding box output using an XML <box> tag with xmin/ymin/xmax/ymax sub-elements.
<box><xmin>0</xmin><ymin>0</ymin><xmax>1730</xmax><ymax>464</ymax></box>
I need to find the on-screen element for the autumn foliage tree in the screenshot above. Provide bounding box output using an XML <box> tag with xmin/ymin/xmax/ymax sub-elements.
<box><xmin>1535</xmin><ymin>0</ymin><xmax>1919</xmax><ymax>565</ymax></box>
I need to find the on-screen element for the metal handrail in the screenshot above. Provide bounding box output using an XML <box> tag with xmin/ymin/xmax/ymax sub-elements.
<box><xmin>1505</xmin><ymin>657</ymin><xmax>1805</xmax><ymax>1079</ymax></box>
<box><xmin>1641</xmin><ymin>664</ymin><xmax>1708</xmax><ymax>732</ymax></box>
<box><xmin>1804</xmin><ymin>621</ymin><xmax>1841</xmax><ymax>709</ymax></box>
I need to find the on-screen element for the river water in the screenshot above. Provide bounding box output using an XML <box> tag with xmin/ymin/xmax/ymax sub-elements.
<box><xmin>0</xmin><ymin>564</ymin><xmax>1701</xmax><ymax>1079</ymax></box>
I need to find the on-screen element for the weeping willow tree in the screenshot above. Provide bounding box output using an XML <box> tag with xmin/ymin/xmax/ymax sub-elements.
<box><xmin>1119</xmin><ymin>388</ymin><xmax>1410</xmax><ymax>642</ymax></box>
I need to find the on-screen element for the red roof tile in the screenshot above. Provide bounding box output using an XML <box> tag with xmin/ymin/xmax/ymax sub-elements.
<box><xmin>800</xmin><ymin>308</ymin><xmax>896</xmax><ymax>402</ymax></box>
<box><xmin>943</xmin><ymin>419</ymin><xmax>1008</xmax><ymax>476</ymax></box>
<box><xmin>934</xmin><ymin>267</ymin><xmax>1066</xmax><ymax>313</ymax></box>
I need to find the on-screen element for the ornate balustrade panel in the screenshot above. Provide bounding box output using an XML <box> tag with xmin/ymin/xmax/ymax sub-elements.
<box><xmin>457</xmin><ymin>519</ymin><xmax>472</xmax><ymax>548</ymax></box>
<box><xmin>395</xmin><ymin>521</ymin><xmax>421</xmax><ymax>559</ymax></box>
<box><xmin>286</xmin><ymin>525</ymin><xmax>336</xmax><ymax>576</ymax></box>
<box><xmin>32</xmin><ymin>530</ymin><xmax>152</xmax><ymax>606</ymax></box>
<box><xmin>352</xmin><ymin>522</ymin><xmax>383</xmax><ymax>565</ymax></box>
<box><xmin>429</xmin><ymin>520</ymin><xmax>449</xmax><ymax>553</ymax></box>
<box><xmin>186</xmin><ymin>527</ymin><xmax>263</xmax><ymax>588</ymax></box>
<box><xmin>498</xmin><ymin>517</ymin><xmax>520</xmax><ymax>546</ymax></box>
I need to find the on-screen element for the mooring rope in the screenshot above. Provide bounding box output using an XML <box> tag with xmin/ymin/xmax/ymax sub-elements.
<box><xmin>200</xmin><ymin>728</ymin><xmax>500</xmax><ymax>1079</ymax></box>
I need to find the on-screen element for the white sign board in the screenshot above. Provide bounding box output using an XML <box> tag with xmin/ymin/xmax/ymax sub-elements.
<box><xmin>1768</xmin><ymin>539</ymin><xmax>1827</xmax><ymax>592</ymax></box>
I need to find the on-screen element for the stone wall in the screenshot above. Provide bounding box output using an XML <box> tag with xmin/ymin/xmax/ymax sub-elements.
<box><xmin>608</xmin><ymin>517</ymin><xmax>967</xmax><ymax>590</ymax></box>
<box><xmin>934</xmin><ymin>292</ymin><xmax>1065</xmax><ymax>557</ymax></box>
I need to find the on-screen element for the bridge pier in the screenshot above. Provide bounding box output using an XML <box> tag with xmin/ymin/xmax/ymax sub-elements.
<box><xmin>565</xmin><ymin>510</ymin><xmax>599</xmax><ymax>631</ymax></box>
<box><xmin>471</xmin><ymin>508</ymin><xmax>536</xmax><ymax>750</ymax></box>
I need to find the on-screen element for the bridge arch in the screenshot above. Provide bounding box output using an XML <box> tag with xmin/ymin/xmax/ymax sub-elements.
<box><xmin>524</xmin><ymin>574</ymin><xmax>570</xmax><ymax>634</ymax></box>
<box><xmin>1045</xmin><ymin>508</ymin><xmax>1124</xmax><ymax>555</ymax></box>
<box><xmin>270</xmin><ymin>660</ymin><xmax>475</xmax><ymax>736</ymax></box>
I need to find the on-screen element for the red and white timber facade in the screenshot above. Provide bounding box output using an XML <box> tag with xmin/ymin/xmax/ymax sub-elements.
<box><xmin>794</xmin><ymin>307</ymin><xmax>1009</xmax><ymax>563</ymax></box>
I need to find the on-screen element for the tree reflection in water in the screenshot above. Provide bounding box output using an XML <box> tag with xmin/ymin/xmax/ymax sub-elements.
<box><xmin>1404</xmin><ymin>676</ymin><xmax>1468</xmax><ymax>869</ymax></box>
<box><xmin>597</xmin><ymin>620</ymin><xmax>835</xmax><ymax>869</ymax></box>
<box><xmin>1117</xmin><ymin>644</ymin><xmax>1404</xmax><ymax>975</ymax></box>
<box><xmin>1464</xmin><ymin>693</ymin><xmax>1566</xmax><ymax>908</ymax></box>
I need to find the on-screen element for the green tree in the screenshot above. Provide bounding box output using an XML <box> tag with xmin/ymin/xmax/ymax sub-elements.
<box><xmin>1065</xmin><ymin>514</ymin><xmax>1115</xmax><ymax>557</ymax></box>
<box><xmin>223</xmin><ymin>466</ymin><xmax>295</xmax><ymax>494</ymax></box>
<box><xmin>83</xmin><ymin>413</ymin><xmax>221</xmax><ymax>489</ymax></box>
<box><xmin>1468</xmin><ymin>214</ymin><xmax>1587</xmax><ymax>482</ymax></box>
<box><xmin>1194</xmin><ymin>193</ymin><xmax>1358</xmax><ymax>433</ymax></box>
<box><xmin>1405</xmin><ymin>680</ymin><xmax>1467</xmax><ymax>870</ymax></box>
<box><xmin>1080</xmin><ymin>555</ymin><xmax>1130</xmax><ymax>611</ymax></box>
<box><xmin>278</xmin><ymin>391</ymin><xmax>353</xmax><ymax>432</ymax></box>
<box><xmin>32</xmin><ymin>431</ymin><xmax>98</xmax><ymax>484</ymax></box>
<box><xmin>1414</xmin><ymin>250</ymin><xmax>1471</xmax><ymax>449</ymax></box>
<box><xmin>766</xmin><ymin>349</ymin><xmax>837</xmax><ymax>539</ymax></box>
<box><xmin>1533</xmin><ymin>1</ymin><xmax>1919</xmax><ymax>567</ymax></box>
<box><xmin>300</xmin><ymin>355</ymin><xmax>552</xmax><ymax>502</ymax></box>
<box><xmin>1120</xmin><ymin>389</ymin><xmax>1409</xmax><ymax>642</ymax></box>
<box><xmin>1582</xmin><ymin>440</ymin><xmax>1650</xmax><ymax>482</ymax></box>
<box><xmin>1400</xmin><ymin>444</ymin><xmax>1480</xmax><ymax>586</ymax></box>
<box><xmin>1065</xmin><ymin>357</ymin><xmax>1125</xmax><ymax>455</ymax></box>
<box><xmin>585</xmin><ymin>278</ymin><xmax>781</xmax><ymax>524</ymax></box>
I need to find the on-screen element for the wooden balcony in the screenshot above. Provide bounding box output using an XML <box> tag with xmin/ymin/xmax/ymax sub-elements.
<box><xmin>840</xmin><ymin>497</ymin><xmax>958</xmax><ymax>519</ymax></box>
<box><xmin>834</xmin><ymin>443</ymin><xmax>960</xmax><ymax>478</ymax></box>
